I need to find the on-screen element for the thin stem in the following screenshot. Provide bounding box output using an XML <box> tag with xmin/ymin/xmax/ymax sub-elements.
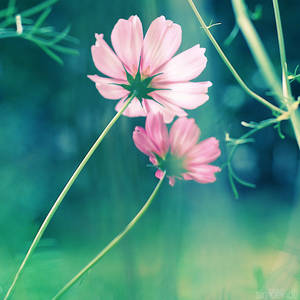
<box><xmin>0</xmin><ymin>0</ymin><xmax>59</xmax><ymax>28</ymax></box>
<box><xmin>52</xmin><ymin>172</ymin><xmax>166</xmax><ymax>300</ymax></box>
<box><xmin>231</xmin><ymin>0</ymin><xmax>283</xmax><ymax>102</ymax></box>
<box><xmin>272</xmin><ymin>0</ymin><xmax>300</xmax><ymax>149</ymax></box>
<box><xmin>3</xmin><ymin>94</ymin><xmax>135</xmax><ymax>300</ymax></box>
<box><xmin>186</xmin><ymin>0</ymin><xmax>284</xmax><ymax>115</ymax></box>
<box><xmin>272</xmin><ymin>0</ymin><xmax>292</xmax><ymax>99</ymax></box>
<box><xmin>226</xmin><ymin>118</ymin><xmax>278</xmax><ymax>198</ymax></box>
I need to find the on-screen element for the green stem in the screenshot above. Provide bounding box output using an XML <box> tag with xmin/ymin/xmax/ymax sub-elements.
<box><xmin>0</xmin><ymin>0</ymin><xmax>59</xmax><ymax>28</ymax></box>
<box><xmin>3</xmin><ymin>94</ymin><xmax>135</xmax><ymax>300</ymax></box>
<box><xmin>52</xmin><ymin>172</ymin><xmax>166</xmax><ymax>300</ymax></box>
<box><xmin>185</xmin><ymin>0</ymin><xmax>284</xmax><ymax>115</ymax></box>
<box><xmin>231</xmin><ymin>0</ymin><xmax>283</xmax><ymax>102</ymax></box>
<box><xmin>272</xmin><ymin>0</ymin><xmax>300</xmax><ymax>149</ymax></box>
<box><xmin>227</xmin><ymin>118</ymin><xmax>278</xmax><ymax>198</ymax></box>
<box><xmin>272</xmin><ymin>0</ymin><xmax>292</xmax><ymax>99</ymax></box>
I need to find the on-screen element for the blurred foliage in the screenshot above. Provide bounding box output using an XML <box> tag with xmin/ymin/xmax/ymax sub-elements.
<box><xmin>0</xmin><ymin>0</ymin><xmax>79</xmax><ymax>64</ymax></box>
<box><xmin>0</xmin><ymin>0</ymin><xmax>300</xmax><ymax>299</ymax></box>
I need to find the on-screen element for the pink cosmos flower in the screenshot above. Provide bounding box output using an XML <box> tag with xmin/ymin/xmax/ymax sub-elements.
<box><xmin>88</xmin><ymin>15</ymin><xmax>212</xmax><ymax>123</ymax></box>
<box><xmin>133</xmin><ymin>113</ymin><xmax>221</xmax><ymax>186</ymax></box>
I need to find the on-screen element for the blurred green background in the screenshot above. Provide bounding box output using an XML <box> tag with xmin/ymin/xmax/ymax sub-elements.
<box><xmin>1</xmin><ymin>0</ymin><xmax>300</xmax><ymax>299</ymax></box>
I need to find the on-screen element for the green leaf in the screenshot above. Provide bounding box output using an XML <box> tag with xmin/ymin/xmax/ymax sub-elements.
<box><xmin>37</xmin><ymin>44</ymin><xmax>63</xmax><ymax>65</ymax></box>
<box><xmin>0</xmin><ymin>6</ymin><xmax>15</xmax><ymax>19</ymax></box>
<box><xmin>231</xmin><ymin>169</ymin><xmax>256</xmax><ymax>188</ymax></box>
<box><xmin>50</xmin><ymin>44</ymin><xmax>79</xmax><ymax>55</ymax></box>
<box><xmin>39</xmin><ymin>29</ymin><xmax>78</xmax><ymax>43</ymax></box>
<box><xmin>224</xmin><ymin>24</ymin><xmax>239</xmax><ymax>47</ymax></box>
<box><xmin>251</xmin><ymin>4</ymin><xmax>263</xmax><ymax>21</ymax></box>
<box><xmin>0</xmin><ymin>30</ymin><xmax>19</xmax><ymax>39</ymax></box>
<box><xmin>0</xmin><ymin>0</ymin><xmax>16</xmax><ymax>19</ymax></box>
<box><xmin>31</xmin><ymin>8</ymin><xmax>52</xmax><ymax>33</ymax></box>
<box><xmin>21</xmin><ymin>0</ymin><xmax>59</xmax><ymax>18</ymax></box>
<box><xmin>274</xmin><ymin>123</ymin><xmax>285</xmax><ymax>139</ymax></box>
<box><xmin>228</xmin><ymin>165</ymin><xmax>239</xmax><ymax>199</ymax></box>
<box><xmin>46</xmin><ymin>25</ymin><xmax>71</xmax><ymax>45</ymax></box>
<box><xmin>21</xmin><ymin>18</ymin><xmax>34</xmax><ymax>25</ymax></box>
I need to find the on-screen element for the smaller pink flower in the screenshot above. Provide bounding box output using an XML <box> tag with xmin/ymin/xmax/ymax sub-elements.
<box><xmin>133</xmin><ymin>113</ymin><xmax>221</xmax><ymax>186</ymax></box>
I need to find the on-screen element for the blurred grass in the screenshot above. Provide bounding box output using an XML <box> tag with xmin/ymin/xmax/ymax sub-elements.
<box><xmin>1</xmin><ymin>185</ymin><xmax>298</xmax><ymax>299</ymax></box>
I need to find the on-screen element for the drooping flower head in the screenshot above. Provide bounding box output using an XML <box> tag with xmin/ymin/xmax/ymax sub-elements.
<box><xmin>88</xmin><ymin>15</ymin><xmax>212</xmax><ymax>123</ymax></box>
<box><xmin>133</xmin><ymin>113</ymin><xmax>221</xmax><ymax>186</ymax></box>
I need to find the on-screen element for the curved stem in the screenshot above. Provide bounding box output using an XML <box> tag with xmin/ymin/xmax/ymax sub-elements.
<box><xmin>231</xmin><ymin>0</ymin><xmax>283</xmax><ymax>101</ymax></box>
<box><xmin>3</xmin><ymin>94</ymin><xmax>135</xmax><ymax>300</ymax></box>
<box><xmin>272</xmin><ymin>0</ymin><xmax>292</xmax><ymax>99</ymax></box>
<box><xmin>52</xmin><ymin>172</ymin><xmax>166</xmax><ymax>300</ymax></box>
<box><xmin>226</xmin><ymin>118</ymin><xmax>278</xmax><ymax>198</ymax></box>
<box><xmin>272</xmin><ymin>0</ymin><xmax>300</xmax><ymax>149</ymax></box>
<box><xmin>186</xmin><ymin>0</ymin><xmax>285</xmax><ymax>115</ymax></box>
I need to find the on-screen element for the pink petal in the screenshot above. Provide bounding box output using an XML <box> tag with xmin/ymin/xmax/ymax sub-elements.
<box><xmin>155</xmin><ymin>169</ymin><xmax>165</xmax><ymax>180</ymax></box>
<box><xmin>141</xmin><ymin>16</ymin><xmax>182</xmax><ymax>76</ymax></box>
<box><xmin>142</xmin><ymin>99</ymin><xmax>175</xmax><ymax>123</ymax></box>
<box><xmin>111</xmin><ymin>16</ymin><xmax>143</xmax><ymax>75</ymax></box>
<box><xmin>133</xmin><ymin>126</ymin><xmax>159</xmax><ymax>156</ymax></box>
<box><xmin>184</xmin><ymin>137</ymin><xmax>221</xmax><ymax>168</ymax></box>
<box><xmin>182</xmin><ymin>173</ymin><xmax>193</xmax><ymax>180</ymax></box>
<box><xmin>143</xmin><ymin>98</ymin><xmax>187</xmax><ymax>124</ymax></box>
<box><xmin>170</xmin><ymin>118</ymin><xmax>200</xmax><ymax>157</ymax></box>
<box><xmin>115</xmin><ymin>97</ymin><xmax>147</xmax><ymax>117</ymax></box>
<box><xmin>152</xmin><ymin>81</ymin><xmax>212</xmax><ymax>109</ymax></box>
<box><xmin>87</xmin><ymin>75</ymin><xmax>129</xmax><ymax>99</ymax></box>
<box><xmin>168</xmin><ymin>176</ymin><xmax>175</xmax><ymax>186</ymax></box>
<box><xmin>145</xmin><ymin>113</ymin><xmax>169</xmax><ymax>157</ymax></box>
<box><xmin>149</xmin><ymin>156</ymin><xmax>158</xmax><ymax>165</ymax></box>
<box><xmin>184</xmin><ymin>165</ymin><xmax>221</xmax><ymax>183</ymax></box>
<box><xmin>91</xmin><ymin>33</ymin><xmax>126</xmax><ymax>80</ymax></box>
<box><xmin>154</xmin><ymin>45</ymin><xmax>207</xmax><ymax>82</ymax></box>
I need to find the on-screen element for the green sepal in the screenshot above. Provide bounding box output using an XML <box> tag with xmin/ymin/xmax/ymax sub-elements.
<box><xmin>134</xmin><ymin>68</ymin><xmax>141</xmax><ymax>83</ymax></box>
<box><xmin>122</xmin><ymin>64</ymin><xmax>135</xmax><ymax>85</ymax></box>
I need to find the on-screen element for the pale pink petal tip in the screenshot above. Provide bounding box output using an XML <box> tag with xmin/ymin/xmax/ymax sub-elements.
<box><xmin>145</xmin><ymin>113</ymin><xmax>169</xmax><ymax>156</ymax></box>
<box><xmin>111</xmin><ymin>15</ymin><xmax>143</xmax><ymax>75</ymax></box>
<box><xmin>155</xmin><ymin>169</ymin><xmax>165</xmax><ymax>180</ymax></box>
<box><xmin>187</xmin><ymin>165</ymin><xmax>221</xmax><ymax>183</ymax></box>
<box><xmin>184</xmin><ymin>137</ymin><xmax>221</xmax><ymax>166</ymax></box>
<box><xmin>94</xmin><ymin>33</ymin><xmax>104</xmax><ymax>45</ymax></box>
<box><xmin>132</xmin><ymin>126</ymin><xmax>155</xmax><ymax>156</ymax></box>
<box><xmin>141</xmin><ymin>15</ymin><xmax>182</xmax><ymax>76</ymax></box>
<box><xmin>115</xmin><ymin>98</ymin><xmax>146</xmax><ymax>117</ymax></box>
<box><xmin>91</xmin><ymin>34</ymin><xmax>125</xmax><ymax>80</ymax></box>
<box><xmin>153</xmin><ymin>44</ymin><xmax>208</xmax><ymax>83</ymax></box>
<box><xmin>168</xmin><ymin>176</ymin><xmax>175</xmax><ymax>186</ymax></box>
<box><xmin>170</xmin><ymin>117</ymin><xmax>200</xmax><ymax>157</ymax></box>
<box><xmin>87</xmin><ymin>75</ymin><xmax>128</xmax><ymax>99</ymax></box>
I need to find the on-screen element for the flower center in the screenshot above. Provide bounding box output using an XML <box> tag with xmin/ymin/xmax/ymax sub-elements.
<box><xmin>128</xmin><ymin>73</ymin><xmax>154</xmax><ymax>100</ymax></box>
<box><xmin>155</xmin><ymin>153</ymin><xmax>186</xmax><ymax>178</ymax></box>
<box><xmin>118</xmin><ymin>66</ymin><xmax>161</xmax><ymax>102</ymax></box>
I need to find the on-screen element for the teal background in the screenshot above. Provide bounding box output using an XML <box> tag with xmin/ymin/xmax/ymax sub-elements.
<box><xmin>1</xmin><ymin>0</ymin><xmax>300</xmax><ymax>299</ymax></box>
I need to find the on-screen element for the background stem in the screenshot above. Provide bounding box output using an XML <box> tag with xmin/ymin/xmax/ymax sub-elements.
<box><xmin>3</xmin><ymin>95</ymin><xmax>134</xmax><ymax>300</ymax></box>
<box><xmin>186</xmin><ymin>0</ymin><xmax>284</xmax><ymax>114</ymax></box>
<box><xmin>52</xmin><ymin>172</ymin><xmax>166</xmax><ymax>300</ymax></box>
<box><xmin>272</xmin><ymin>0</ymin><xmax>300</xmax><ymax>149</ymax></box>
<box><xmin>231</xmin><ymin>0</ymin><xmax>283</xmax><ymax>101</ymax></box>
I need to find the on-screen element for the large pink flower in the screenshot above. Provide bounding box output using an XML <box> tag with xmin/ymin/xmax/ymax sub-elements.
<box><xmin>133</xmin><ymin>113</ymin><xmax>221</xmax><ymax>186</ymax></box>
<box><xmin>88</xmin><ymin>15</ymin><xmax>211</xmax><ymax>123</ymax></box>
